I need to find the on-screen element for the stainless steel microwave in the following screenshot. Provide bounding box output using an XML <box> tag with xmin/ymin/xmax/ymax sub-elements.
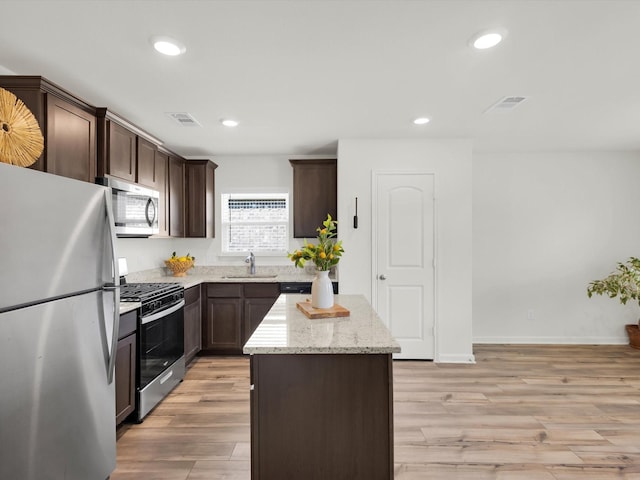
<box><xmin>96</xmin><ymin>176</ymin><xmax>159</xmax><ymax>237</ymax></box>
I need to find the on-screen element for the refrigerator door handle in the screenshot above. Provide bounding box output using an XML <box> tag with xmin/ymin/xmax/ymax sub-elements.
<box><xmin>104</xmin><ymin>189</ymin><xmax>120</xmax><ymax>384</ymax></box>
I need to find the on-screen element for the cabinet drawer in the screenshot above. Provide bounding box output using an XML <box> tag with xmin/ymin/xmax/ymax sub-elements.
<box><xmin>244</xmin><ymin>283</ymin><xmax>280</xmax><ymax>298</ymax></box>
<box><xmin>207</xmin><ymin>283</ymin><xmax>243</xmax><ymax>298</ymax></box>
<box><xmin>118</xmin><ymin>310</ymin><xmax>137</xmax><ymax>340</ymax></box>
<box><xmin>184</xmin><ymin>285</ymin><xmax>201</xmax><ymax>305</ymax></box>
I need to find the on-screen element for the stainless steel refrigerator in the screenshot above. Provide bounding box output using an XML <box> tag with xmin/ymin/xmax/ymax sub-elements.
<box><xmin>0</xmin><ymin>162</ymin><xmax>120</xmax><ymax>480</ymax></box>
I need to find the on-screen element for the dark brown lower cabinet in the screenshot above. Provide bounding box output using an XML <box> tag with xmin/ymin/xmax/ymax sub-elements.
<box><xmin>184</xmin><ymin>285</ymin><xmax>202</xmax><ymax>364</ymax></box>
<box><xmin>115</xmin><ymin>310</ymin><xmax>137</xmax><ymax>426</ymax></box>
<box><xmin>243</xmin><ymin>284</ymin><xmax>280</xmax><ymax>344</ymax></box>
<box><xmin>202</xmin><ymin>283</ymin><xmax>279</xmax><ymax>355</ymax></box>
<box><xmin>203</xmin><ymin>283</ymin><xmax>243</xmax><ymax>354</ymax></box>
<box><xmin>250</xmin><ymin>353</ymin><xmax>394</xmax><ymax>480</ymax></box>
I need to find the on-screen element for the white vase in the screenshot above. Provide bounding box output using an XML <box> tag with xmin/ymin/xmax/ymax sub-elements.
<box><xmin>311</xmin><ymin>270</ymin><xmax>334</xmax><ymax>308</ymax></box>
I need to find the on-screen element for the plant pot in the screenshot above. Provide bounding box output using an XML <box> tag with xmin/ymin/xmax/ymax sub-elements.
<box><xmin>625</xmin><ymin>324</ymin><xmax>640</xmax><ymax>350</ymax></box>
<box><xmin>311</xmin><ymin>270</ymin><xmax>334</xmax><ymax>309</ymax></box>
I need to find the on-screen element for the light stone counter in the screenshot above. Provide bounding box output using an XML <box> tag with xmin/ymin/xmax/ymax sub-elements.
<box><xmin>119</xmin><ymin>301</ymin><xmax>140</xmax><ymax>315</ymax></box>
<box><xmin>124</xmin><ymin>265</ymin><xmax>336</xmax><ymax>290</ymax></box>
<box><xmin>243</xmin><ymin>294</ymin><xmax>401</xmax><ymax>354</ymax></box>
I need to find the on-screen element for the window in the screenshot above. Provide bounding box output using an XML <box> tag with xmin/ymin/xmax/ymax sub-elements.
<box><xmin>221</xmin><ymin>193</ymin><xmax>289</xmax><ymax>254</ymax></box>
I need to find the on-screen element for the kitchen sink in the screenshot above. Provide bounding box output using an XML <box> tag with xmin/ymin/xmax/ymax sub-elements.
<box><xmin>222</xmin><ymin>274</ymin><xmax>278</xmax><ymax>279</ymax></box>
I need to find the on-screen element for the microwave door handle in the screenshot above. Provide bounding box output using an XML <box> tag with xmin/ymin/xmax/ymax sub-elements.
<box><xmin>104</xmin><ymin>188</ymin><xmax>120</xmax><ymax>385</ymax></box>
<box><xmin>145</xmin><ymin>197</ymin><xmax>156</xmax><ymax>227</ymax></box>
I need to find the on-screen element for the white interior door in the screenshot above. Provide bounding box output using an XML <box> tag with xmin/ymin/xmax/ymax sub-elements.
<box><xmin>373</xmin><ymin>172</ymin><xmax>435</xmax><ymax>359</ymax></box>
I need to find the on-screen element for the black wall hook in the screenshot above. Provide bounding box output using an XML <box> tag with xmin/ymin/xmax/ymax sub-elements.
<box><xmin>353</xmin><ymin>197</ymin><xmax>358</xmax><ymax>229</ymax></box>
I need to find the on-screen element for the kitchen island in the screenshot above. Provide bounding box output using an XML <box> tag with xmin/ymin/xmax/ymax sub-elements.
<box><xmin>243</xmin><ymin>294</ymin><xmax>401</xmax><ymax>480</ymax></box>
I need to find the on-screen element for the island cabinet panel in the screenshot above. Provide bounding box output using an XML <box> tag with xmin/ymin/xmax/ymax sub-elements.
<box><xmin>250</xmin><ymin>353</ymin><xmax>394</xmax><ymax>480</ymax></box>
<box><xmin>184</xmin><ymin>285</ymin><xmax>202</xmax><ymax>365</ymax></box>
<box><xmin>290</xmin><ymin>159</ymin><xmax>337</xmax><ymax>237</ymax></box>
<box><xmin>0</xmin><ymin>76</ymin><xmax>97</xmax><ymax>182</ymax></box>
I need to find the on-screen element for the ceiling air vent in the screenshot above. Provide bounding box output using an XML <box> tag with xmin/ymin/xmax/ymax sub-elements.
<box><xmin>484</xmin><ymin>96</ymin><xmax>528</xmax><ymax>113</ymax></box>
<box><xmin>165</xmin><ymin>112</ymin><xmax>201</xmax><ymax>127</ymax></box>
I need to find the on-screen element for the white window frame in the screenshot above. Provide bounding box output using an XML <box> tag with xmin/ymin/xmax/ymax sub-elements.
<box><xmin>220</xmin><ymin>192</ymin><xmax>290</xmax><ymax>256</ymax></box>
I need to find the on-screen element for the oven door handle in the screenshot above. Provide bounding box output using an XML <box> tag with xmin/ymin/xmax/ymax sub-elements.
<box><xmin>141</xmin><ymin>299</ymin><xmax>185</xmax><ymax>325</ymax></box>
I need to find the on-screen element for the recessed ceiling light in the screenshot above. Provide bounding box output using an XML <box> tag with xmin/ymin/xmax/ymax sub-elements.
<box><xmin>469</xmin><ymin>28</ymin><xmax>507</xmax><ymax>50</ymax></box>
<box><xmin>221</xmin><ymin>119</ymin><xmax>239</xmax><ymax>127</ymax></box>
<box><xmin>413</xmin><ymin>117</ymin><xmax>430</xmax><ymax>125</ymax></box>
<box><xmin>150</xmin><ymin>36</ymin><xmax>186</xmax><ymax>56</ymax></box>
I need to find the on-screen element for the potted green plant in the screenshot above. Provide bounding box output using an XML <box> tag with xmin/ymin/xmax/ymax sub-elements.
<box><xmin>587</xmin><ymin>256</ymin><xmax>640</xmax><ymax>349</ymax></box>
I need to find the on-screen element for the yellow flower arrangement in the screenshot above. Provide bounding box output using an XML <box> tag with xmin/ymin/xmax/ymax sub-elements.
<box><xmin>288</xmin><ymin>214</ymin><xmax>343</xmax><ymax>271</ymax></box>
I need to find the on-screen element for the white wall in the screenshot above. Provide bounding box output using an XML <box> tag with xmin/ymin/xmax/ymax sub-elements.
<box><xmin>118</xmin><ymin>155</ymin><xmax>330</xmax><ymax>273</ymax></box>
<box><xmin>337</xmin><ymin>139</ymin><xmax>474</xmax><ymax>363</ymax></box>
<box><xmin>117</xmin><ymin>236</ymin><xmax>175</xmax><ymax>273</ymax></box>
<box><xmin>117</xmin><ymin>146</ymin><xmax>640</xmax><ymax>351</ymax></box>
<box><xmin>473</xmin><ymin>151</ymin><xmax>640</xmax><ymax>344</ymax></box>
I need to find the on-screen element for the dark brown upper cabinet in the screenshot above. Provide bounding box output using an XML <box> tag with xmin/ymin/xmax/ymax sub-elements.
<box><xmin>136</xmin><ymin>137</ymin><xmax>159</xmax><ymax>189</ymax></box>
<box><xmin>185</xmin><ymin>160</ymin><xmax>218</xmax><ymax>238</ymax></box>
<box><xmin>0</xmin><ymin>76</ymin><xmax>97</xmax><ymax>183</ymax></box>
<box><xmin>155</xmin><ymin>150</ymin><xmax>169</xmax><ymax>237</ymax></box>
<box><xmin>96</xmin><ymin>109</ymin><xmax>138</xmax><ymax>182</ymax></box>
<box><xmin>168</xmin><ymin>155</ymin><xmax>185</xmax><ymax>238</ymax></box>
<box><xmin>289</xmin><ymin>159</ymin><xmax>337</xmax><ymax>238</ymax></box>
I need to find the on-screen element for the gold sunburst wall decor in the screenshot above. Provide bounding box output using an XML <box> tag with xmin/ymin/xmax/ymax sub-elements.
<box><xmin>0</xmin><ymin>87</ymin><xmax>44</xmax><ymax>167</ymax></box>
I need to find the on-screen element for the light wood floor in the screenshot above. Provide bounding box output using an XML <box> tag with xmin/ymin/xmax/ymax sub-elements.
<box><xmin>111</xmin><ymin>345</ymin><xmax>640</xmax><ymax>479</ymax></box>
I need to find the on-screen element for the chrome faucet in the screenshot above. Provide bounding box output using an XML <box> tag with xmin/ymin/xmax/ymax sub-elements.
<box><xmin>245</xmin><ymin>252</ymin><xmax>256</xmax><ymax>275</ymax></box>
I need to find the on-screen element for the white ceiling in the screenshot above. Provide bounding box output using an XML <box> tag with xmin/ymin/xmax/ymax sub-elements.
<box><xmin>1</xmin><ymin>0</ymin><xmax>639</xmax><ymax>157</ymax></box>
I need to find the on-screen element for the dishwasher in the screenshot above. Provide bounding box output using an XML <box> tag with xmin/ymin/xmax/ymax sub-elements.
<box><xmin>279</xmin><ymin>281</ymin><xmax>339</xmax><ymax>295</ymax></box>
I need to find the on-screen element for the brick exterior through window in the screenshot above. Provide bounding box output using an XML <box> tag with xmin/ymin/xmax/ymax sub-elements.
<box><xmin>221</xmin><ymin>194</ymin><xmax>289</xmax><ymax>253</ymax></box>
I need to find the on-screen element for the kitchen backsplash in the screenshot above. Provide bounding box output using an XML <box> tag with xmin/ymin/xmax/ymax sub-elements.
<box><xmin>117</xmin><ymin>237</ymin><xmax>308</xmax><ymax>274</ymax></box>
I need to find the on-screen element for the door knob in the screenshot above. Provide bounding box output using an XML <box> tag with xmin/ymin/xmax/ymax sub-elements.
<box><xmin>379</xmin><ymin>274</ymin><xmax>386</xmax><ymax>280</ymax></box>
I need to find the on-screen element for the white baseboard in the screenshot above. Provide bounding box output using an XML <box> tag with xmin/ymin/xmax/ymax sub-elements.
<box><xmin>435</xmin><ymin>353</ymin><xmax>476</xmax><ymax>364</ymax></box>
<box><xmin>473</xmin><ymin>336</ymin><xmax>628</xmax><ymax>345</ymax></box>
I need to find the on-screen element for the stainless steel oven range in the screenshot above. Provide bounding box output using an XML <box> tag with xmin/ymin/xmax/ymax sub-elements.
<box><xmin>120</xmin><ymin>282</ymin><xmax>185</xmax><ymax>422</ymax></box>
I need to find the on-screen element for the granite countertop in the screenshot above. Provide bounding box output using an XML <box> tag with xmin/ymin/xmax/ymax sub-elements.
<box><xmin>118</xmin><ymin>265</ymin><xmax>338</xmax><ymax>315</ymax></box>
<box><xmin>125</xmin><ymin>265</ymin><xmax>337</xmax><ymax>290</ymax></box>
<box><xmin>243</xmin><ymin>294</ymin><xmax>401</xmax><ymax>355</ymax></box>
<box><xmin>119</xmin><ymin>301</ymin><xmax>141</xmax><ymax>315</ymax></box>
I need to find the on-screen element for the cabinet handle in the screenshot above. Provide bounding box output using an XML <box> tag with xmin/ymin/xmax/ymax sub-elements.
<box><xmin>379</xmin><ymin>274</ymin><xmax>387</xmax><ymax>280</ymax></box>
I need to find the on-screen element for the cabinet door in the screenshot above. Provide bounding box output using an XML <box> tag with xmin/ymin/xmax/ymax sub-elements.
<box><xmin>108</xmin><ymin>122</ymin><xmax>137</xmax><ymax>182</ymax></box>
<box><xmin>184</xmin><ymin>286</ymin><xmax>202</xmax><ymax>364</ymax></box>
<box><xmin>168</xmin><ymin>156</ymin><xmax>185</xmax><ymax>237</ymax></box>
<box><xmin>115</xmin><ymin>333</ymin><xmax>136</xmax><ymax>425</ymax></box>
<box><xmin>136</xmin><ymin>137</ymin><xmax>159</xmax><ymax>189</ymax></box>
<box><xmin>244</xmin><ymin>297</ymin><xmax>278</xmax><ymax>344</ymax></box>
<box><xmin>155</xmin><ymin>151</ymin><xmax>169</xmax><ymax>236</ymax></box>
<box><xmin>185</xmin><ymin>160</ymin><xmax>217</xmax><ymax>238</ymax></box>
<box><xmin>203</xmin><ymin>297</ymin><xmax>243</xmax><ymax>354</ymax></box>
<box><xmin>45</xmin><ymin>95</ymin><xmax>97</xmax><ymax>183</ymax></box>
<box><xmin>290</xmin><ymin>159</ymin><xmax>337</xmax><ymax>237</ymax></box>
<box><xmin>243</xmin><ymin>283</ymin><xmax>280</xmax><ymax>344</ymax></box>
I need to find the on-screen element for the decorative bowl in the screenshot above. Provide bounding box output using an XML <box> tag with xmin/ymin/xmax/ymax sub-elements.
<box><xmin>164</xmin><ymin>258</ymin><xmax>194</xmax><ymax>277</ymax></box>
